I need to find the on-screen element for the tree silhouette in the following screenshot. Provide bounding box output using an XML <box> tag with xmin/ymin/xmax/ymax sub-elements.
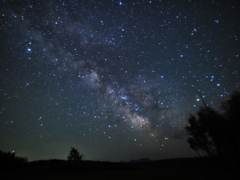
<box><xmin>67</xmin><ymin>147</ymin><xmax>84</xmax><ymax>161</ymax></box>
<box><xmin>185</xmin><ymin>91</ymin><xmax>240</xmax><ymax>166</ymax></box>
<box><xmin>221</xmin><ymin>91</ymin><xmax>240</xmax><ymax>162</ymax></box>
<box><xmin>186</xmin><ymin>107</ymin><xmax>227</xmax><ymax>156</ymax></box>
<box><xmin>0</xmin><ymin>150</ymin><xmax>28</xmax><ymax>163</ymax></box>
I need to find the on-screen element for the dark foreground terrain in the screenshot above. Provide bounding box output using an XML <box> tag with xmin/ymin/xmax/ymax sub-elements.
<box><xmin>2</xmin><ymin>158</ymin><xmax>239</xmax><ymax>180</ymax></box>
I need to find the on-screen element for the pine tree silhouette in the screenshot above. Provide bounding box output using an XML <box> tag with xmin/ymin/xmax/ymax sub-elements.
<box><xmin>67</xmin><ymin>147</ymin><xmax>84</xmax><ymax>161</ymax></box>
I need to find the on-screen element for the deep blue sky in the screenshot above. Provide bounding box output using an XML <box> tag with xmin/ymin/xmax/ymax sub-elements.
<box><xmin>0</xmin><ymin>0</ymin><xmax>239</xmax><ymax>161</ymax></box>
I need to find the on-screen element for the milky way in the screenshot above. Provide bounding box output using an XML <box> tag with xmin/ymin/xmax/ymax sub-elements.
<box><xmin>0</xmin><ymin>0</ymin><xmax>239</xmax><ymax>161</ymax></box>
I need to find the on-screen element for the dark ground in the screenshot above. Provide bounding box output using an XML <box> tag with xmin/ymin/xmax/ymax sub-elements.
<box><xmin>2</xmin><ymin>158</ymin><xmax>239</xmax><ymax>180</ymax></box>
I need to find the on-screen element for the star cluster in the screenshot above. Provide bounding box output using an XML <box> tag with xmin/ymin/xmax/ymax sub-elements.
<box><xmin>0</xmin><ymin>0</ymin><xmax>239</xmax><ymax>161</ymax></box>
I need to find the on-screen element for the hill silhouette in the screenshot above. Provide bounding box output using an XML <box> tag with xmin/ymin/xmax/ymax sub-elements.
<box><xmin>1</xmin><ymin>157</ymin><xmax>239</xmax><ymax>179</ymax></box>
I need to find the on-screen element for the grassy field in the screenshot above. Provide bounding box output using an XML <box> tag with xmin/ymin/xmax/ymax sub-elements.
<box><xmin>3</xmin><ymin>158</ymin><xmax>239</xmax><ymax>180</ymax></box>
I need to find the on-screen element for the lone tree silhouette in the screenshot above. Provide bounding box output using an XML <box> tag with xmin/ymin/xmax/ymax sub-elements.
<box><xmin>185</xmin><ymin>91</ymin><xmax>240</xmax><ymax>166</ymax></box>
<box><xmin>67</xmin><ymin>147</ymin><xmax>84</xmax><ymax>161</ymax></box>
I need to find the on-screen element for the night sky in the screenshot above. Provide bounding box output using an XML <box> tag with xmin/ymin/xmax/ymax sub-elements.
<box><xmin>0</xmin><ymin>0</ymin><xmax>239</xmax><ymax>162</ymax></box>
